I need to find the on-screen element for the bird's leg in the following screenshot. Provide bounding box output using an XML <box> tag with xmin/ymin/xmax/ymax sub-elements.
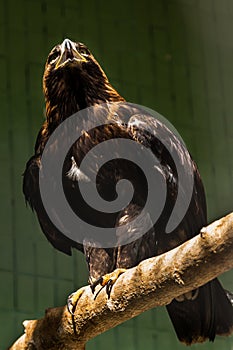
<box><xmin>67</xmin><ymin>287</ymin><xmax>85</xmax><ymax>315</ymax></box>
<box><xmin>90</xmin><ymin>268</ymin><xmax>127</xmax><ymax>299</ymax></box>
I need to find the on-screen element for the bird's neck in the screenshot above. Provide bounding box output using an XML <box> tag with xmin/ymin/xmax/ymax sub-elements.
<box><xmin>45</xmin><ymin>80</ymin><xmax>124</xmax><ymax>133</ymax></box>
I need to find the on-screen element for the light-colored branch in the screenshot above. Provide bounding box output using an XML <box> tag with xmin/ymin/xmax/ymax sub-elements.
<box><xmin>8</xmin><ymin>212</ymin><xmax>233</xmax><ymax>350</ymax></box>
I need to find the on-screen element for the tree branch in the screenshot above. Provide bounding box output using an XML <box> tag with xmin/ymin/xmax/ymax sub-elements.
<box><xmin>8</xmin><ymin>212</ymin><xmax>233</xmax><ymax>350</ymax></box>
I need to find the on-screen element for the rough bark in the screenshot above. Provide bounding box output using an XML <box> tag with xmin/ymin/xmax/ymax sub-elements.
<box><xmin>8</xmin><ymin>212</ymin><xmax>233</xmax><ymax>350</ymax></box>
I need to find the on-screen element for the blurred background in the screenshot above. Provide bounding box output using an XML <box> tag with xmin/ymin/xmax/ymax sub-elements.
<box><xmin>0</xmin><ymin>0</ymin><xmax>233</xmax><ymax>349</ymax></box>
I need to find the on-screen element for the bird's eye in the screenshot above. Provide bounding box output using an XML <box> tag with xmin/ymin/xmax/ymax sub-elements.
<box><xmin>79</xmin><ymin>47</ymin><xmax>89</xmax><ymax>57</ymax></box>
<box><xmin>48</xmin><ymin>51</ymin><xmax>60</xmax><ymax>64</ymax></box>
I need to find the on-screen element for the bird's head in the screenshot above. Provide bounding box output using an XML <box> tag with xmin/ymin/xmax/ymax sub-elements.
<box><xmin>43</xmin><ymin>38</ymin><xmax>124</xmax><ymax>123</ymax></box>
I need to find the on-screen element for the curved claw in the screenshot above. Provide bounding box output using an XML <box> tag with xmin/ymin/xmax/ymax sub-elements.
<box><xmin>90</xmin><ymin>276</ymin><xmax>103</xmax><ymax>295</ymax></box>
<box><xmin>90</xmin><ymin>268</ymin><xmax>127</xmax><ymax>300</ymax></box>
<box><xmin>67</xmin><ymin>287</ymin><xmax>85</xmax><ymax>315</ymax></box>
<box><xmin>67</xmin><ymin>293</ymin><xmax>75</xmax><ymax>315</ymax></box>
<box><xmin>106</xmin><ymin>279</ymin><xmax>114</xmax><ymax>299</ymax></box>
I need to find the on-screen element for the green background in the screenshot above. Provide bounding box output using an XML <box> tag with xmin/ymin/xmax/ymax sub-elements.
<box><xmin>0</xmin><ymin>0</ymin><xmax>233</xmax><ymax>349</ymax></box>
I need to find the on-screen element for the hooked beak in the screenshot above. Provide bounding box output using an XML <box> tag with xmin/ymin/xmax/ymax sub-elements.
<box><xmin>55</xmin><ymin>38</ymin><xmax>87</xmax><ymax>69</ymax></box>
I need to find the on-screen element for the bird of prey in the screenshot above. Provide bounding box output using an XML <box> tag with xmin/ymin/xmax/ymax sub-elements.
<box><xmin>23</xmin><ymin>38</ymin><xmax>233</xmax><ymax>344</ymax></box>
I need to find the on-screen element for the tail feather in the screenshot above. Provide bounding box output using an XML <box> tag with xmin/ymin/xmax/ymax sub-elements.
<box><xmin>166</xmin><ymin>279</ymin><xmax>233</xmax><ymax>344</ymax></box>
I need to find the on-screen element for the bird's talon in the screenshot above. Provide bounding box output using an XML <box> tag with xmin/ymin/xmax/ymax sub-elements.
<box><xmin>91</xmin><ymin>277</ymin><xmax>103</xmax><ymax>294</ymax></box>
<box><xmin>67</xmin><ymin>287</ymin><xmax>85</xmax><ymax>315</ymax></box>
<box><xmin>106</xmin><ymin>279</ymin><xmax>113</xmax><ymax>299</ymax></box>
<box><xmin>67</xmin><ymin>293</ymin><xmax>75</xmax><ymax>315</ymax></box>
<box><xmin>90</xmin><ymin>268</ymin><xmax>127</xmax><ymax>300</ymax></box>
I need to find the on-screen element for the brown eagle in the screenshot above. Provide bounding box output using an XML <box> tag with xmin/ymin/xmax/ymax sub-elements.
<box><xmin>23</xmin><ymin>38</ymin><xmax>233</xmax><ymax>344</ymax></box>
